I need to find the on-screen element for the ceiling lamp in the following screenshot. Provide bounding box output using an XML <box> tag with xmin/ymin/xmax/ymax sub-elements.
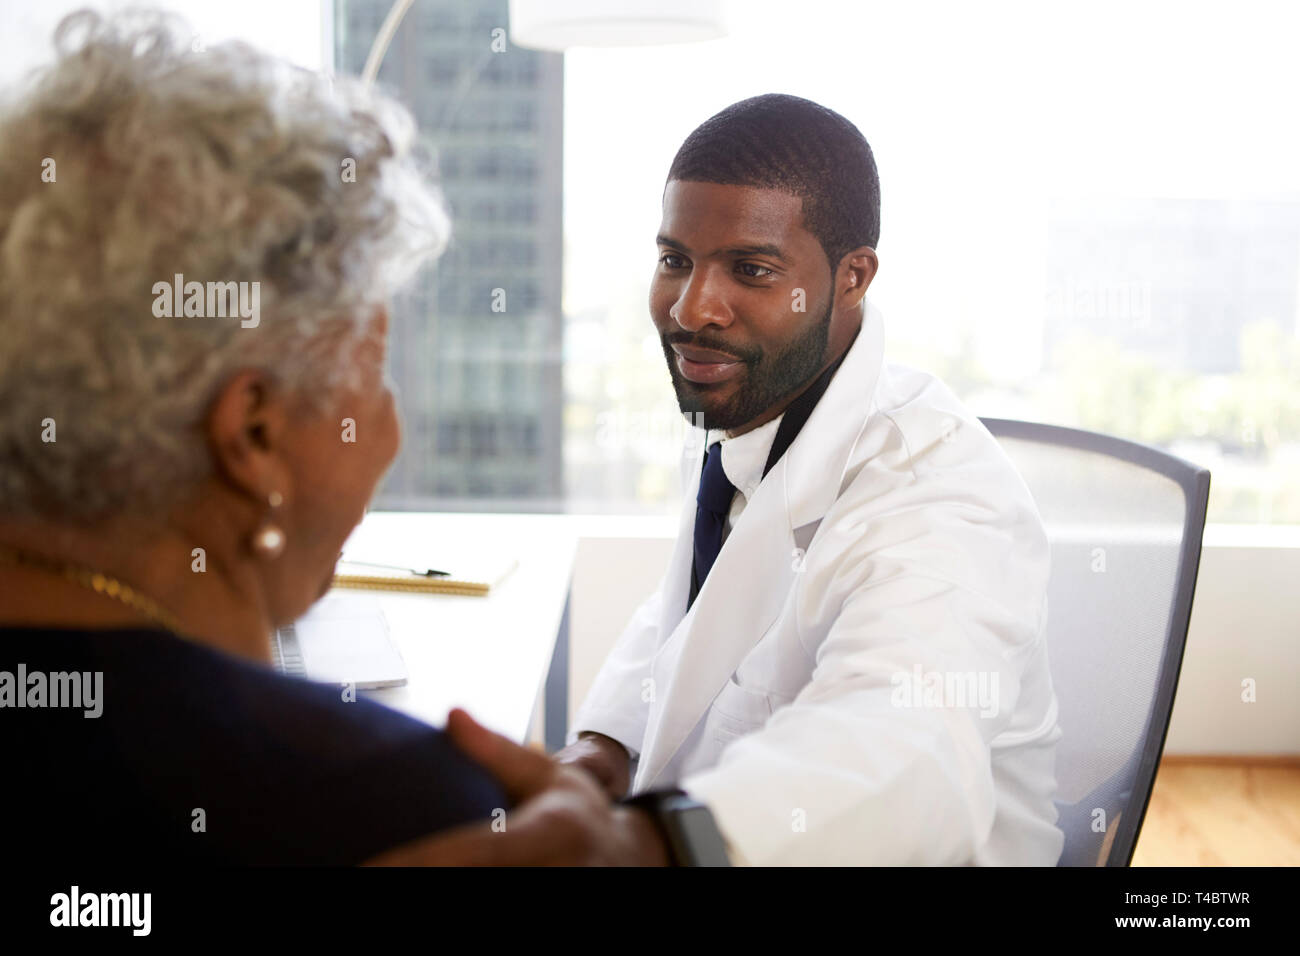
<box><xmin>508</xmin><ymin>0</ymin><xmax>728</xmax><ymax>51</ymax></box>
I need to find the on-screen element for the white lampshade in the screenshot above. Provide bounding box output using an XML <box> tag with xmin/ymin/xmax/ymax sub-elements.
<box><xmin>508</xmin><ymin>0</ymin><xmax>727</xmax><ymax>51</ymax></box>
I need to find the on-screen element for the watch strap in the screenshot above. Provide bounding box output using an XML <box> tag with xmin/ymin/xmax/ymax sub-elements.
<box><xmin>620</xmin><ymin>788</ymin><xmax>731</xmax><ymax>867</ymax></box>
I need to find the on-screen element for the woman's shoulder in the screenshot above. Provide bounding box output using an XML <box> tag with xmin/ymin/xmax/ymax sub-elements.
<box><xmin>0</xmin><ymin>624</ymin><xmax>507</xmax><ymax>864</ymax></box>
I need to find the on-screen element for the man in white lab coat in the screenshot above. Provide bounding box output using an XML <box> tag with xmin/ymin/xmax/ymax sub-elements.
<box><xmin>555</xmin><ymin>94</ymin><xmax>1065</xmax><ymax>866</ymax></box>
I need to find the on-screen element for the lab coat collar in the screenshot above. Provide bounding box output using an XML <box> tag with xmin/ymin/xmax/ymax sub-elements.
<box><xmin>782</xmin><ymin>298</ymin><xmax>886</xmax><ymax>531</ymax></box>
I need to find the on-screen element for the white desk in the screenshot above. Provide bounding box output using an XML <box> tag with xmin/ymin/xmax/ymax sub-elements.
<box><xmin>336</xmin><ymin>512</ymin><xmax>576</xmax><ymax>746</ymax></box>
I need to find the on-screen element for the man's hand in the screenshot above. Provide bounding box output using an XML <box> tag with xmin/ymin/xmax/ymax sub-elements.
<box><xmin>363</xmin><ymin>709</ymin><xmax>667</xmax><ymax>866</ymax></box>
<box><xmin>551</xmin><ymin>731</ymin><xmax>631</xmax><ymax>799</ymax></box>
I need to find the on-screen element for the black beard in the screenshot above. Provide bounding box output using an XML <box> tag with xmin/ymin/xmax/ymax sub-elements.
<box><xmin>662</xmin><ymin>299</ymin><xmax>833</xmax><ymax>432</ymax></box>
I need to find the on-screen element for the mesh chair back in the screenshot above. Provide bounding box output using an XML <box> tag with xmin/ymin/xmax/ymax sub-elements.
<box><xmin>980</xmin><ymin>418</ymin><xmax>1210</xmax><ymax>866</ymax></box>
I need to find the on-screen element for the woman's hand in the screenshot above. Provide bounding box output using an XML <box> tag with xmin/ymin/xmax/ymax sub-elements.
<box><xmin>362</xmin><ymin>709</ymin><xmax>667</xmax><ymax>866</ymax></box>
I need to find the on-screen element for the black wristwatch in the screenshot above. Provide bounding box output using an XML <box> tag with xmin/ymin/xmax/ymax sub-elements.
<box><xmin>620</xmin><ymin>788</ymin><xmax>733</xmax><ymax>867</ymax></box>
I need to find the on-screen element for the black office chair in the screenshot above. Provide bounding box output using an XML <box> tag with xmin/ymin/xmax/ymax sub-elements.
<box><xmin>979</xmin><ymin>418</ymin><xmax>1211</xmax><ymax>866</ymax></box>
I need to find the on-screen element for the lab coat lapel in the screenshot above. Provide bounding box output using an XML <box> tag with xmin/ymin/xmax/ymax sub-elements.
<box><xmin>783</xmin><ymin>300</ymin><xmax>887</xmax><ymax>532</ymax></box>
<box><xmin>657</xmin><ymin>430</ymin><xmax>703</xmax><ymax>631</ymax></box>
<box><xmin>638</xmin><ymin>463</ymin><xmax>797</xmax><ymax>787</ymax></box>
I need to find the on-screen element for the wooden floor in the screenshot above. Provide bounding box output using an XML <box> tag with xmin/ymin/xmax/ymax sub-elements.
<box><xmin>1130</xmin><ymin>757</ymin><xmax>1300</xmax><ymax>866</ymax></box>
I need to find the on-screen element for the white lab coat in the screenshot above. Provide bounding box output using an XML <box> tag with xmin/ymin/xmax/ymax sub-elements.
<box><xmin>571</xmin><ymin>301</ymin><xmax>1064</xmax><ymax>866</ymax></box>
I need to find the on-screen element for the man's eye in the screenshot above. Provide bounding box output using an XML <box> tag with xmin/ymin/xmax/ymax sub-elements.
<box><xmin>737</xmin><ymin>262</ymin><xmax>775</xmax><ymax>278</ymax></box>
<box><xmin>659</xmin><ymin>253</ymin><xmax>687</xmax><ymax>269</ymax></box>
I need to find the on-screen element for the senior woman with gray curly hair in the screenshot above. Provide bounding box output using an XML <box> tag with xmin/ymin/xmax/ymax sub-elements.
<box><xmin>0</xmin><ymin>9</ymin><xmax>668</xmax><ymax>867</ymax></box>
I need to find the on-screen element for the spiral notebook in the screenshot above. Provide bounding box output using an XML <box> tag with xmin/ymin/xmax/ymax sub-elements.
<box><xmin>332</xmin><ymin>554</ymin><xmax>518</xmax><ymax>597</ymax></box>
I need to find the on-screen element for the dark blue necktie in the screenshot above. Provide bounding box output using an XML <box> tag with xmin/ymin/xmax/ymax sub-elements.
<box><xmin>693</xmin><ymin>441</ymin><xmax>737</xmax><ymax>593</ymax></box>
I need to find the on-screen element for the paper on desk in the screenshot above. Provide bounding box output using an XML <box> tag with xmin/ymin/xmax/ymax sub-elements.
<box><xmin>291</xmin><ymin>592</ymin><xmax>407</xmax><ymax>689</ymax></box>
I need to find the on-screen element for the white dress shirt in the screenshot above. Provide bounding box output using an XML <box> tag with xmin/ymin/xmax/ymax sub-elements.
<box><xmin>706</xmin><ymin>413</ymin><xmax>785</xmax><ymax>547</ymax></box>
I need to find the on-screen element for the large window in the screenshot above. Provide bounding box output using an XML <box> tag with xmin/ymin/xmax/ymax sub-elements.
<box><xmin>6</xmin><ymin>1</ymin><xmax>1294</xmax><ymax>523</ymax></box>
<box><xmin>326</xmin><ymin>0</ymin><xmax>1300</xmax><ymax>523</ymax></box>
<box><xmin>339</xmin><ymin>0</ymin><xmax>1300</xmax><ymax>524</ymax></box>
<box><xmin>560</xmin><ymin>0</ymin><xmax>1300</xmax><ymax>524</ymax></box>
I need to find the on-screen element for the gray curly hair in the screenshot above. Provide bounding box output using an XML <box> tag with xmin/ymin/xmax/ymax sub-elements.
<box><xmin>0</xmin><ymin>8</ymin><xmax>448</xmax><ymax>520</ymax></box>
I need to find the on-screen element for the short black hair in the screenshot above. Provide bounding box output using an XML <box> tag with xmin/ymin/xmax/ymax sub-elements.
<box><xmin>666</xmin><ymin>93</ymin><xmax>880</xmax><ymax>273</ymax></box>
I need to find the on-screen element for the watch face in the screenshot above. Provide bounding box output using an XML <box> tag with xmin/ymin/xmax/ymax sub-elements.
<box><xmin>674</xmin><ymin>805</ymin><xmax>732</xmax><ymax>866</ymax></box>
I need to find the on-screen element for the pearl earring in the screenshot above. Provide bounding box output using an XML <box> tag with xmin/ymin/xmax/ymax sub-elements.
<box><xmin>251</xmin><ymin>490</ymin><xmax>286</xmax><ymax>559</ymax></box>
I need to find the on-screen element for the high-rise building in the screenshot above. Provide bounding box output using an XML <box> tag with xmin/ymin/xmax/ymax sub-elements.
<box><xmin>334</xmin><ymin>0</ymin><xmax>564</xmax><ymax>509</ymax></box>
<box><xmin>1043</xmin><ymin>198</ymin><xmax>1300</xmax><ymax>374</ymax></box>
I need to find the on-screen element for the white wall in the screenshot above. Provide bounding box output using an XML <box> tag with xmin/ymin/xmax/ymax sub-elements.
<box><xmin>569</xmin><ymin>533</ymin><xmax>675</xmax><ymax>730</ymax></box>
<box><xmin>1162</xmin><ymin>541</ymin><xmax>1300</xmax><ymax>753</ymax></box>
<box><xmin>568</xmin><ymin>531</ymin><xmax>1300</xmax><ymax>755</ymax></box>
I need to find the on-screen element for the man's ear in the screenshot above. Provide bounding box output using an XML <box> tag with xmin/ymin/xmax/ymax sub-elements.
<box><xmin>837</xmin><ymin>246</ymin><xmax>879</xmax><ymax>308</ymax></box>
<box><xmin>204</xmin><ymin>369</ymin><xmax>294</xmax><ymax>505</ymax></box>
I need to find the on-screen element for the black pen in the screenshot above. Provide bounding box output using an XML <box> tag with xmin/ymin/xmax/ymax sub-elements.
<box><xmin>340</xmin><ymin>559</ymin><xmax>451</xmax><ymax>578</ymax></box>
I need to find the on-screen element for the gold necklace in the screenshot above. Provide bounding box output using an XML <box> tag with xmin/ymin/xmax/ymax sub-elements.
<box><xmin>0</xmin><ymin>544</ymin><xmax>186</xmax><ymax>635</ymax></box>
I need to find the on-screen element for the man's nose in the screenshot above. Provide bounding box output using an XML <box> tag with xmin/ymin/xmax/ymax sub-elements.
<box><xmin>670</xmin><ymin>269</ymin><xmax>734</xmax><ymax>332</ymax></box>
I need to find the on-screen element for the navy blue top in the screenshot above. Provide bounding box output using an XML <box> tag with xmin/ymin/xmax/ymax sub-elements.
<box><xmin>0</xmin><ymin>626</ymin><xmax>506</xmax><ymax>864</ymax></box>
